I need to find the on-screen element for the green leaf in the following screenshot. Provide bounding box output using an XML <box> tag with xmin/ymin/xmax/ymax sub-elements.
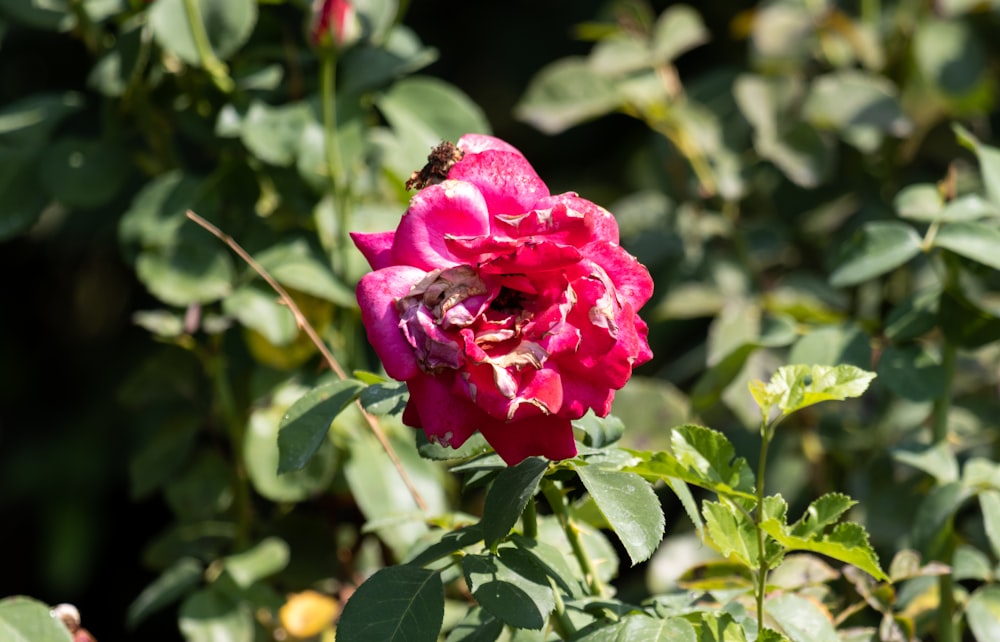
<box><xmin>462</xmin><ymin>549</ymin><xmax>555</xmax><ymax>630</ymax></box>
<box><xmin>575</xmin><ymin>614</ymin><xmax>698</xmax><ymax>642</ymax></box>
<box><xmin>885</xmin><ymin>288</ymin><xmax>939</xmax><ymax>342</ymax></box>
<box><xmin>223</xmin><ymin>286</ymin><xmax>297</xmax><ymax>346</ymax></box>
<box><xmin>703</xmin><ymin>500</ymin><xmax>757</xmax><ymax>567</ymax></box>
<box><xmin>914</xmin><ymin>18</ymin><xmax>987</xmax><ymax>98</ymax></box>
<box><xmin>574</xmin><ymin>413</ymin><xmax>625</xmax><ymax>448</ymax></box>
<box><xmin>765</xmin><ymin>593</ymin><xmax>839</xmax><ymax>642</ymax></box>
<box><xmin>954</xmin><ymin>123</ymin><xmax>1000</xmax><ymax>209</ymax></box>
<box><xmin>406</xmin><ymin>525</ymin><xmax>484</xmax><ymax>568</ymax></box>
<box><xmin>788</xmin><ymin>324</ymin><xmax>871</xmax><ymax>368</ymax></box>
<box><xmin>625</xmin><ymin>425</ymin><xmax>756</xmax><ymax>500</ymax></box>
<box><xmin>149</xmin><ymin>0</ymin><xmax>256</xmax><ymax>66</ymax></box>
<box><xmin>514</xmin><ymin>57</ymin><xmax>622</xmax><ymax>135</ymax></box>
<box><xmin>933</xmin><ymin>220</ymin><xmax>1000</xmax><ymax>270</ymax></box>
<box><xmin>178</xmin><ymin>587</ymin><xmax>254</xmax><ymax>642</ymax></box>
<box><xmin>760</xmin><ymin>520</ymin><xmax>887</xmax><ymax>581</ymax></box>
<box><xmin>359</xmin><ymin>380</ymin><xmax>408</xmax><ymax>416</ymax></box>
<box><xmin>692</xmin><ymin>611</ymin><xmax>753</xmax><ymax>642</ymax></box>
<box><xmin>829</xmin><ymin>221</ymin><xmax>922</xmax><ymax>287</ymax></box>
<box><xmin>789</xmin><ymin>493</ymin><xmax>857</xmax><ymax>539</ymax></box>
<box><xmin>338</xmin><ymin>566</ymin><xmax>444</xmax><ymax>642</ymax></box>
<box><xmin>876</xmin><ymin>345</ymin><xmax>945</xmax><ymax>402</ymax></box>
<box><xmin>127</xmin><ymin>557</ymin><xmax>204</xmax><ymax>629</ymax></box>
<box><xmin>939</xmin><ymin>285</ymin><xmax>1000</xmax><ymax>348</ymax></box>
<box><xmin>254</xmin><ymin>238</ymin><xmax>357</xmax><ymax>308</ymax></box>
<box><xmin>277</xmin><ymin>380</ymin><xmax>364</xmax><ymax>474</ymax></box>
<box><xmin>575</xmin><ymin>465</ymin><xmax>664</xmax><ymax>565</ymax></box>
<box><xmin>894</xmin><ymin>183</ymin><xmax>943</xmax><ymax>221</ymax></box>
<box><xmin>0</xmin><ymin>596</ymin><xmax>73</xmax><ymax>642</ymax></box>
<box><xmin>508</xmin><ymin>535</ymin><xmax>584</xmax><ymax>598</ymax></box>
<box><xmin>749</xmin><ymin>364</ymin><xmax>877</xmax><ymax>417</ymax></box>
<box><xmin>481</xmin><ymin>457</ymin><xmax>548</xmax><ymax>550</ymax></box>
<box><xmin>651</xmin><ymin>5</ymin><xmax>709</xmax><ymax>64</ymax></box>
<box><xmin>221</xmin><ymin>537</ymin><xmax>289</xmax><ymax>588</ymax></box>
<box><xmin>967</xmin><ymin>586</ymin><xmax>1000</xmax><ymax>642</ymax></box>
<box><xmin>444</xmin><ymin>606</ymin><xmax>503</xmax><ymax>642</ymax></box>
<box><xmin>135</xmin><ymin>235</ymin><xmax>235</xmax><ymax>306</ymax></box>
<box><xmin>912</xmin><ymin>481</ymin><xmax>967</xmax><ymax>558</ymax></box>
<box><xmin>803</xmin><ymin>70</ymin><xmax>910</xmax><ymax>136</ymax></box>
<box><xmin>38</xmin><ymin>136</ymin><xmax>129</xmax><ymax>208</ymax></box>
<box><xmin>939</xmin><ymin>194</ymin><xmax>1000</xmax><ymax>222</ymax></box>
<box><xmin>756</xmin><ymin>121</ymin><xmax>836</xmax><ymax>188</ymax></box>
<box><xmin>979</xmin><ymin>490</ymin><xmax>1000</xmax><ymax>560</ymax></box>
<box><xmin>891</xmin><ymin>442</ymin><xmax>960</xmax><ymax>484</ymax></box>
<box><xmin>240</xmin><ymin>101</ymin><xmax>313</xmax><ymax>167</ymax></box>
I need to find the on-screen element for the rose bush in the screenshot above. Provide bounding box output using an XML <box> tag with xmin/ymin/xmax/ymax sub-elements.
<box><xmin>351</xmin><ymin>134</ymin><xmax>653</xmax><ymax>464</ymax></box>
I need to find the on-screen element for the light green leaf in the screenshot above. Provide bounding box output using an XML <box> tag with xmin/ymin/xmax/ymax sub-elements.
<box><xmin>765</xmin><ymin>593</ymin><xmax>839</xmax><ymax>642</ymax></box>
<box><xmin>221</xmin><ymin>537</ymin><xmax>289</xmax><ymax>588</ymax></box>
<box><xmin>0</xmin><ymin>597</ymin><xmax>73</xmax><ymax>642</ymax></box>
<box><xmin>967</xmin><ymin>586</ymin><xmax>1000</xmax><ymax>642</ymax></box>
<box><xmin>338</xmin><ymin>566</ymin><xmax>443</xmax><ymax>642</ymax></box>
<box><xmin>803</xmin><ymin>70</ymin><xmax>910</xmax><ymax>136</ymax></box>
<box><xmin>462</xmin><ymin>549</ymin><xmax>554</xmax><ymax>630</ymax></box>
<box><xmin>933</xmin><ymin>220</ymin><xmax>1000</xmax><ymax>270</ymax></box>
<box><xmin>575</xmin><ymin>465</ymin><xmax>664</xmax><ymax>565</ymax></box>
<box><xmin>954</xmin><ymin>123</ymin><xmax>1000</xmax><ymax>209</ymax></box>
<box><xmin>482</xmin><ymin>457</ymin><xmax>548</xmax><ymax>550</ymax></box>
<box><xmin>703</xmin><ymin>500</ymin><xmax>757</xmax><ymax>567</ymax></box>
<box><xmin>692</xmin><ymin>608</ymin><xmax>752</xmax><ymax>642</ymax></box>
<box><xmin>749</xmin><ymin>364</ymin><xmax>877</xmax><ymax>417</ymax></box>
<box><xmin>149</xmin><ymin>0</ymin><xmax>256</xmax><ymax>66</ymax></box>
<box><xmin>894</xmin><ymin>183</ymin><xmax>943</xmax><ymax>221</ymax></box>
<box><xmin>891</xmin><ymin>442</ymin><xmax>959</xmax><ymax>484</ymax></box>
<box><xmin>223</xmin><ymin>286</ymin><xmax>297</xmax><ymax>346</ymax></box>
<box><xmin>939</xmin><ymin>194</ymin><xmax>1000</xmax><ymax>222</ymax></box>
<box><xmin>651</xmin><ymin>5</ymin><xmax>709</xmax><ymax>64</ymax></box>
<box><xmin>240</xmin><ymin>101</ymin><xmax>313</xmax><ymax>167</ymax></box>
<box><xmin>789</xmin><ymin>493</ymin><xmax>857</xmax><ymax>539</ymax></box>
<box><xmin>625</xmin><ymin>425</ymin><xmax>756</xmax><ymax>501</ymax></box>
<box><xmin>574</xmin><ymin>413</ymin><xmax>626</xmax><ymax>449</ymax></box>
<box><xmin>829</xmin><ymin>221</ymin><xmax>922</xmax><ymax>287</ymax></box>
<box><xmin>254</xmin><ymin>238</ymin><xmax>356</xmax><ymax>308</ymax></box>
<box><xmin>979</xmin><ymin>491</ymin><xmax>1000</xmax><ymax>561</ymax></box>
<box><xmin>788</xmin><ymin>324</ymin><xmax>871</xmax><ymax>368</ymax></box>
<box><xmin>514</xmin><ymin>57</ymin><xmax>621</xmax><ymax>135</ymax></box>
<box><xmin>575</xmin><ymin>614</ymin><xmax>698</xmax><ymax>642</ymax></box>
<box><xmin>761</xmin><ymin>520</ymin><xmax>887</xmax><ymax>581</ymax></box>
<box><xmin>127</xmin><ymin>557</ymin><xmax>204</xmax><ymax>629</ymax></box>
<box><xmin>277</xmin><ymin>380</ymin><xmax>364</xmax><ymax>474</ymax></box>
<box><xmin>178</xmin><ymin>587</ymin><xmax>254</xmax><ymax>642</ymax></box>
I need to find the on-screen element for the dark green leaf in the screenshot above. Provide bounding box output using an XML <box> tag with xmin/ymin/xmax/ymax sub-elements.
<box><xmin>339</xmin><ymin>566</ymin><xmax>443</xmax><ymax>642</ymax></box>
<box><xmin>359</xmin><ymin>380</ymin><xmax>408</xmax><ymax>416</ymax></box>
<box><xmin>482</xmin><ymin>457</ymin><xmax>548</xmax><ymax>550</ymax></box>
<box><xmin>406</xmin><ymin>525</ymin><xmax>484</xmax><ymax>567</ymax></box>
<box><xmin>939</xmin><ymin>284</ymin><xmax>1000</xmax><ymax>348</ymax></box>
<box><xmin>462</xmin><ymin>549</ymin><xmax>554</xmax><ymax>630</ymax></box>
<box><xmin>933</xmin><ymin>220</ymin><xmax>1000</xmax><ymax>270</ymax></box>
<box><xmin>954</xmin><ymin>123</ymin><xmax>1000</xmax><ymax>209</ymax></box>
<box><xmin>979</xmin><ymin>490</ymin><xmax>1000</xmax><ymax>560</ymax></box>
<box><xmin>574</xmin><ymin>413</ymin><xmax>625</xmax><ymax>448</ymax></box>
<box><xmin>829</xmin><ymin>221</ymin><xmax>922</xmax><ymax>287</ymax></box>
<box><xmin>444</xmin><ymin>606</ymin><xmax>503</xmax><ymax>642</ymax></box>
<box><xmin>911</xmin><ymin>482</ymin><xmax>968</xmax><ymax>558</ymax></box>
<box><xmin>0</xmin><ymin>597</ymin><xmax>73</xmax><ymax>642</ymax></box>
<box><xmin>277</xmin><ymin>380</ymin><xmax>364</xmax><ymax>474</ymax></box>
<box><xmin>914</xmin><ymin>18</ymin><xmax>987</xmax><ymax>98</ymax></box>
<box><xmin>690</xmin><ymin>343</ymin><xmax>757</xmax><ymax>414</ymax></box>
<box><xmin>885</xmin><ymin>288</ymin><xmax>939</xmax><ymax>341</ymax></box>
<box><xmin>575</xmin><ymin>465</ymin><xmax>664</xmax><ymax>565</ymax></box>
<box><xmin>127</xmin><ymin>558</ymin><xmax>204</xmax><ymax>629</ymax></box>
<box><xmin>756</xmin><ymin>122</ymin><xmax>835</xmax><ymax>188</ymax></box>
<box><xmin>876</xmin><ymin>345</ymin><xmax>945</xmax><ymax>402</ymax></box>
<box><xmin>38</xmin><ymin>137</ymin><xmax>129</xmax><ymax>208</ymax></box>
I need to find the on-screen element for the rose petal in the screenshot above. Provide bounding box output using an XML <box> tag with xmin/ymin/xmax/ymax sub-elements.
<box><xmin>356</xmin><ymin>266</ymin><xmax>426</xmax><ymax>381</ymax></box>
<box><xmin>532</xmin><ymin>194</ymin><xmax>620</xmax><ymax>245</ymax></box>
<box><xmin>558</xmin><ymin>372</ymin><xmax>616</xmax><ymax>418</ymax></box>
<box><xmin>448</xmin><ymin>150</ymin><xmax>549</xmax><ymax>216</ymax></box>
<box><xmin>404</xmin><ymin>373</ymin><xmax>480</xmax><ymax>449</ymax></box>
<box><xmin>457</xmin><ymin>133</ymin><xmax>524</xmax><ymax>156</ymax></box>
<box><xmin>478</xmin><ymin>415</ymin><xmax>577</xmax><ymax>465</ymax></box>
<box><xmin>350</xmin><ymin>231</ymin><xmax>396</xmax><ymax>270</ymax></box>
<box><xmin>581</xmin><ymin>242</ymin><xmax>654</xmax><ymax>311</ymax></box>
<box><xmin>392</xmin><ymin>180</ymin><xmax>491</xmax><ymax>270</ymax></box>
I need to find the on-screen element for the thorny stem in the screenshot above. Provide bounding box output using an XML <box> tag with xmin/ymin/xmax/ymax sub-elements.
<box><xmin>541</xmin><ymin>479</ymin><xmax>604</xmax><ymax>598</ymax></box>
<box><xmin>185</xmin><ymin>210</ymin><xmax>428</xmax><ymax>511</ymax></box>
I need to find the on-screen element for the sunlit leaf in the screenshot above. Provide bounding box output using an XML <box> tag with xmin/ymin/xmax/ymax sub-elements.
<box><xmin>651</xmin><ymin>5</ymin><xmax>709</xmax><ymax>64</ymax></box>
<box><xmin>575</xmin><ymin>465</ymin><xmax>664</xmax><ymax>565</ymax></box>
<box><xmin>788</xmin><ymin>493</ymin><xmax>856</xmax><ymax>539</ymax></box>
<box><xmin>894</xmin><ymin>183</ymin><xmax>943</xmax><ymax>222</ymax></box>
<box><xmin>765</xmin><ymin>593</ymin><xmax>839</xmax><ymax>642</ymax></box>
<box><xmin>749</xmin><ymin>364</ymin><xmax>877</xmax><ymax>417</ymax></box>
<box><xmin>967</xmin><ymin>586</ymin><xmax>1000</xmax><ymax>642</ymax></box>
<box><xmin>221</xmin><ymin>537</ymin><xmax>289</xmax><ymax>588</ymax></box>
<box><xmin>514</xmin><ymin>57</ymin><xmax>621</xmax><ymax>135</ymax></box>
<box><xmin>149</xmin><ymin>0</ymin><xmax>256</xmax><ymax>66</ymax></box>
<box><xmin>760</xmin><ymin>520</ymin><xmax>887</xmax><ymax>581</ymax></box>
<box><xmin>338</xmin><ymin>566</ymin><xmax>443</xmax><ymax>642</ymax></box>
<box><xmin>703</xmin><ymin>500</ymin><xmax>757</xmax><ymax>567</ymax></box>
<box><xmin>933</xmin><ymin>220</ymin><xmax>1000</xmax><ymax>270</ymax></box>
<box><xmin>0</xmin><ymin>597</ymin><xmax>72</xmax><ymax>642</ymax></box>
<box><xmin>891</xmin><ymin>442</ymin><xmax>959</xmax><ymax>484</ymax></box>
<box><xmin>979</xmin><ymin>491</ymin><xmax>1000</xmax><ymax>561</ymax></box>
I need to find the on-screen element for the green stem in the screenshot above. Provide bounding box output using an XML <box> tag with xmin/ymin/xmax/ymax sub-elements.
<box><xmin>522</xmin><ymin>496</ymin><xmax>538</xmax><ymax>539</ymax></box>
<box><xmin>754</xmin><ymin>421</ymin><xmax>775</xmax><ymax>630</ymax></box>
<box><xmin>547</xmin><ymin>575</ymin><xmax>576</xmax><ymax>639</ymax></box>
<box><xmin>319</xmin><ymin>49</ymin><xmax>349</xmax><ymax>274</ymax></box>
<box><xmin>181</xmin><ymin>0</ymin><xmax>234</xmax><ymax>93</ymax></box>
<box><xmin>933</xmin><ymin>341</ymin><xmax>958</xmax><ymax>642</ymax></box>
<box><xmin>541</xmin><ymin>480</ymin><xmax>604</xmax><ymax>597</ymax></box>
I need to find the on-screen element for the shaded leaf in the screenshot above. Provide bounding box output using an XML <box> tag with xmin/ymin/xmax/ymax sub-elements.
<box><xmin>803</xmin><ymin>70</ymin><xmax>910</xmax><ymax>136</ymax></box>
<box><xmin>482</xmin><ymin>457</ymin><xmax>548</xmax><ymax>550</ymax></box>
<box><xmin>444</xmin><ymin>606</ymin><xmax>503</xmax><ymax>642</ymax></box>
<box><xmin>829</xmin><ymin>221</ymin><xmax>922</xmax><ymax>287</ymax></box>
<box><xmin>914</xmin><ymin>18</ymin><xmax>987</xmax><ymax>98</ymax></box>
<box><xmin>876</xmin><ymin>345</ymin><xmax>945</xmax><ymax>402</ymax></box>
<box><xmin>575</xmin><ymin>465</ymin><xmax>664</xmax><ymax>565</ymax></box>
<box><xmin>178</xmin><ymin>587</ymin><xmax>254</xmax><ymax>642</ymax></box>
<box><xmin>277</xmin><ymin>380</ymin><xmax>364</xmax><ymax>474</ymax></box>
<box><xmin>954</xmin><ymin>123</ymin><xmax>1000</xmax><ymax>209</ymax></box>
<box><xmin>149</xmin><ymin>0</ymin><xmax>256</xmax><ymax>66</ymax></box>
<box><xmin>462</xmin><ymin>550</ymin><xmax>554</xmax><ymax>630</ymax></box>
<box><xmin>127</xmin><ymin>558</ymin><xmax>204</xmax><ymax>629</ymax></box>
<box><xmin>891</xmin><ymin>442</ymin><xmax>959</xmax><ymax>484</ymax></box>
<box><xmin>359</xmin><ymin>380</ymin><xmax>408</xmax><ymax>416</ymax></box>
<box><xmin>979</xmin><ymin>490</ymin><xmax>1000</xmax><ymax>561</ymax></box>
<box><xmin>765</xmin><ymin>593</ymin><xmax>839</xmax><ymax>642</ymax></box>
<box><xmin>338</xmin><ymin>566</ymin><xmax>443</xmax><ymax>642</ymax></box>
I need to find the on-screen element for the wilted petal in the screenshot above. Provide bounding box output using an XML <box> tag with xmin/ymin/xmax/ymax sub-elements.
<box><xmin>392</xmin><ymin>180</ymin><xmax>491</xmax><ymax>270</ymax></box>
<box><xmin>582</xmin><ymin>242</ymin><xmax>654</xmax><ymax>311</ymax></box>
<box><xmin>531</xmin><ymin>194</ymin><xmax>620</xmax><ymax>245</ymax></box>
<box><xmin>356</xmin><ymin>266</ymin><xmax>425</xmax><ymax>381</ymax></box>
<box><xmin>478</xmin><ymin>415</ymin><xmax>577</xmax><ymax>465</ymax></box>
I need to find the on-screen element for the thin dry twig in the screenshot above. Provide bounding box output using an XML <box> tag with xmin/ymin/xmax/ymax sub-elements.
<box><xmin>185</xmin><ymin>209</ymin><xmax>428</xmax><ymax>511</ymax></box>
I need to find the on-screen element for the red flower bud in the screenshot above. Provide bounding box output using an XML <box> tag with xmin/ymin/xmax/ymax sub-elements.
<box><xmin>310</xmin><ymin>0</ymin><xmax>361</xmax><ymax>49</ymax></box>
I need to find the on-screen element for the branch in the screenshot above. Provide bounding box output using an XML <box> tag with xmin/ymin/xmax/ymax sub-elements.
<box><xmin>185</xmin><ymin>210</ymin><xmax>428</xmax><ymax>511</ymax></box>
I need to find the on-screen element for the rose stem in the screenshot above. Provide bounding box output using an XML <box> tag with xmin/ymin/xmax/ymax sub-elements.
<box><xmin>541</xmin><ymin>479</ymin><xmax>604</xmax><ymax>597</ymax></box>
<box><xmin>185</xmin><ymin>210</ymin><xmax>428</xmax><ymax>511</ymax></box>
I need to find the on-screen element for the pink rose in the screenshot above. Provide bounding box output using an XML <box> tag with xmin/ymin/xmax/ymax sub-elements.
<box><xmin>309</xmin><ymin>0</ymin><xmax>360</xmax><ymax>49</ymax></box>
<box><xmin>351</xmin><ymin>134</ymin><xmax>653</xmax><ymax>464</ymax></box>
